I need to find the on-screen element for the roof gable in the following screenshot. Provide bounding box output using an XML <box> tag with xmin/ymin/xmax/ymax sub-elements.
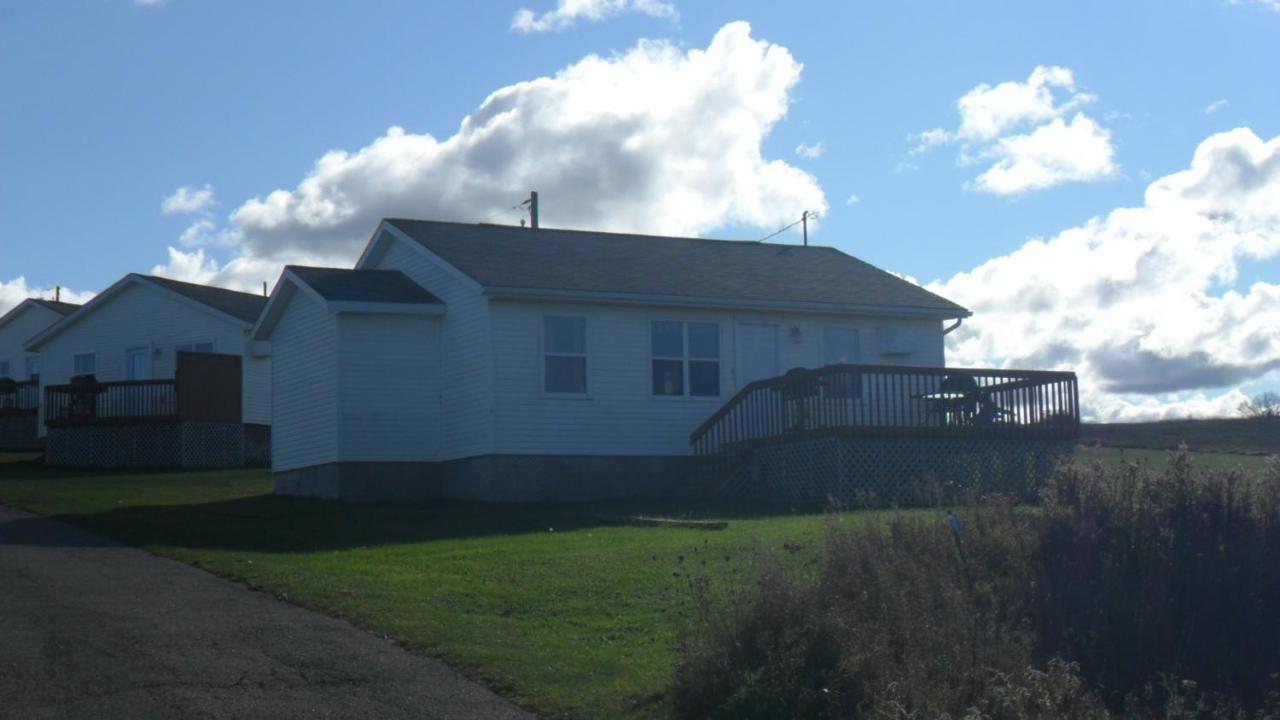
<box><xmin>382</xmin><ymin>219</ymin><xmax>969</xmax><ymax>317</ymax></box>
<box><xmin>0</xmin><ymin>299</ymin><xmax>61</xmax><ymax>335</ymax></box>
<box><xmin>25</xmin><ymin>274</ymin><xmax>266</xmax><ymax>350</ymax></box>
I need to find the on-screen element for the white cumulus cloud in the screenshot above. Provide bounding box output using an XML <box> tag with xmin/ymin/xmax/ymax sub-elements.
<box><xmin>913</xmin><ymin>65</ymin><xmax>1117</xmax><ymax>195</ymax></box>
<box><xmin>795</xmin><ymin>141</ymin><xmax>824</xmax><ymax>159</ymax></box>
<box><xmin>161</xmin><ymin>184</ymin><xmax>215</xmax><ymax>215</ymax></box>
<box><xmin>151</xmin><ymin>22</ymin><xmax>825</xmax><ymax>290</ymax></box>
<box><xmin>512</xmin><ymin>0</ymin><xmax>676</xmax><ymax>33</ymax></box>
<box><xmin>930</xmin><ymin>128</ymin><xmax>1280</xmax><ymax>421</ymax></box>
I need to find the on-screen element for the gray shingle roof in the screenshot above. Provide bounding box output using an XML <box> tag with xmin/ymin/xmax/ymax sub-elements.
<box><xmin>143</xmin><ymin>275</ymin><xmax>268</xmax><ymax>324</ymax></box>
<box><xmin>384</xmin><ymin>219</ymin><xmax>968</xmax><ymax>316</ymax></box>
<box><xmin>29</xmin><ymin>299</ymin><xmax>81</xmax><ymax>316</ymax></box>
<box><xmin>287</xmin><ymin>266</ymin><xmax>443</xmax><ymax>305</ymax></box>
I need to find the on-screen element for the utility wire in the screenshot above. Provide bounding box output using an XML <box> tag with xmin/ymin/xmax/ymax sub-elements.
<box><xmin>756</xmin><ymin>216</ymin><xmax>807</xmax><ymax>243</ymax></box>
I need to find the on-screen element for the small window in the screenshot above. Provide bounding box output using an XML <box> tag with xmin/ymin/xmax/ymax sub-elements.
<box><xmin>73</xmin><ymin>353</ymin><xmax>95</xmax><ymax>376</ymax></box>
<box><xmin>26</xmin><ymin>356</ymin><xmax>41</xmax><ymax>382</ymax></box>
<box><xmin>652</xmin><ymin>321</ymin><xmax>720</xmax><ymax>397</ymax></box>
<box><xmin>0</xmin><ymin>360</ymin><xmax>9</xmax><ymax>379</ymax></box>
<box><xmin>544</xmin><ymin>316</ymin><xmax>587</xmax><ymax>394</ymax></box>
<box><xmin>175</xmin><ymin>342</ymin><xmax>214</xmax><ymax>354</ymax></box>
<box><xmin>824</xmin><ymin>328</ymin><xmax>862</xmax><ymax>399</ymax></box>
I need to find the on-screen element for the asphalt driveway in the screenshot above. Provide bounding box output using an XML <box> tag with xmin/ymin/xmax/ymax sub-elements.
<box><xmin>0</xmin><ymin>505</ymin><xmax>533</xmax><ymax>719</ymax></box>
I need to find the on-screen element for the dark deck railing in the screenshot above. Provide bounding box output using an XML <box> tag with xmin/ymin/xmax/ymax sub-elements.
<box><xmin>44</xmin><ymin>380</ymin><xmax>177</xmax><ymax>426</ymax></box>
<box><xmin>690</xmin><ymin>364</ymin><xmax>1079</xmax><ymax>457</ymax></box>
<box><xmin>0</xmin><ymin>380</ymin><xmax>40</xmax><ymax>413</ymax></box>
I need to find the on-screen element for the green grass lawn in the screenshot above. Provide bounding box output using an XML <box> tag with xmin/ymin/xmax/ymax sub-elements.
<box><xmin>0</xmin><ymin>444</ymin><xmax>1269</xmax><ymax>719</ymax></box>
<box><xmin>0</xmin><ymin>456</ymin><xmax>861</xmax><ymax>719</ymax></box>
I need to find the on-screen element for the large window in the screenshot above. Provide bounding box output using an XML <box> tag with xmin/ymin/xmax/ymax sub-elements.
<box><xmin>73</xmin><ymin>352</ymin><xmax>95</xmax><ymax>376</ymax></box>
<box><xmin>544</xmin><ymin>315</ymin><xmax>587</xmax><ymax>394</ymax></box>
<box><xmin>824</xmin><ymin>328</ymin><xmax>861</xmax><ymax>399</ymax></box>
<box><xmin>26</xmin><ymin>357</ymin><xmax>40</xmax><ymax>382</ymax></box>
<box><xmin>652</xmin><ymin>320</ymin><xmax>720</xmax><ymax>397</ymax></box>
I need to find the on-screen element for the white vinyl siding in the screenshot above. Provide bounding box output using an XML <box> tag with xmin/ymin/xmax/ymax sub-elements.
<box><xmin>269</xmin><ymin>289</ymin><xmax>339</xmax><ymax>471</ymax></box>
<box><xmin>73</xmin><ymin>353</ymin><xmax>95</xmax><ymax>375</ymax></box>
<box><xmin>336</xmin><ymin>314</ymin><xmax>441</xmax><ymax>462</ymax></box>
<box><xmin>360</xmin><ymin>231</ymin><xmax>492</xmax><ymax>460</ymax></box>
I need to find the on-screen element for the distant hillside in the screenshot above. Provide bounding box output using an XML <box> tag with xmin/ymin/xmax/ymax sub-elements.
<box><xmin>1081</xmin><ymin>417</ymin><xmax>1280</xmax><ymax>456</ymax></box>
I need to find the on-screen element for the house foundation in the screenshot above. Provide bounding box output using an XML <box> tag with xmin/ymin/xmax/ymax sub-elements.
<box><xmin>273</xmin><ymin>454</ymin><xmax>693</xmax><ymax>502</ymax></box>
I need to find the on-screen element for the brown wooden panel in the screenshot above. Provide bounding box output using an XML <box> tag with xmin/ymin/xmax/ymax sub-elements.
<box><xmin>176</xmin><ymin>352</ymin><xmax>242</xmax><ymax>423</ymax></box>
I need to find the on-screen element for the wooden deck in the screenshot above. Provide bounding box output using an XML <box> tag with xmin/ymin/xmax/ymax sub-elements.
<box><xmin>691</xmin><ymin>363</ymin><xmax>1079</xmax><ymax>457</ymax></box>
<box><xmin>44</xmin><ymin>352</ymin><xmax>243</xmax><ymax>427</ymax></box>
<box><xmin>0</xmin><ymin>380</ymin><xmax>39</xmax><ymax>415</ymax></box>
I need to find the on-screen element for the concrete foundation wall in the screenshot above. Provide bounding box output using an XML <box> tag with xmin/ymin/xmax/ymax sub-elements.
<box><xmin>274</xmin><ymin>454</ymin><xmax>693</xmax><ymax>502</ymax></box>
<box><xmin>46</xmin><ymin>423</ymin><xmax>272</xmax><ymax>469</ymax></box>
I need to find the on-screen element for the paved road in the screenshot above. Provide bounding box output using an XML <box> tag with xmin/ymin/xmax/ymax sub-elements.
<box><xmin>0</xmin><ymin>505</ymin><xmax>533</xmax><ymax>720</ymax></box>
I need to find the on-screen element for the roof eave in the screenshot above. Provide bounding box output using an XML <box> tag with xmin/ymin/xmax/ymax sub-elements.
<box><xmin>481</xmin><ymin>286</ymin><xmax>971</xmax><ymax>319</ymax></box>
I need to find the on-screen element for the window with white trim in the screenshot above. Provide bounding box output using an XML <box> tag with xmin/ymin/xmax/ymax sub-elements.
<box><xmin>823</xmin><ymin>328</ymin><xmax>862</xmax><ymax>399</ymax></box>
<box><xmin>175</xmin><ymin>342</ymin><xmax>214</xmax><ymax>354</ymax></box>
<box><xmin>544</xmin><ymin>315</ymin><xmax>587</xmax><ymax>394</ymax></box>
<box><xmin>25</xmin><ymin>357</ymin><xmax>39</xmax><ymax>382</ymax></box>
<box><xmin>73</xmin><ymin>353</ymin><xmax>95</xmax><ymax>376</ymax></box>
<box><xmin>652</xmin><ymin>320</ymin><xmax>720</xmax><ymax>397</ymax></box>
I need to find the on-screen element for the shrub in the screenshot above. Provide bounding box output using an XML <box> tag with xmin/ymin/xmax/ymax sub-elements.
<box><xmin>671</xmin><ymin>452</ymin><xmax>1280</xmax><ymax>718</ymax></box>
<box><xmin>1034</xmin><ymin>451</ymin><xmax>1280</xmax><ymax>709</ymax></box>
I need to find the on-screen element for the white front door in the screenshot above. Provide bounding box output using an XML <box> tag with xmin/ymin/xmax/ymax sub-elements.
<box><xmin>736</xmin><ymin>323</ymin><xmax>779</xmax><ymax>388</ymax></box>
<box><xmin>126</xmin><ymin>347</ymin><xmax>151</xmax><ymax>380</ymax></box>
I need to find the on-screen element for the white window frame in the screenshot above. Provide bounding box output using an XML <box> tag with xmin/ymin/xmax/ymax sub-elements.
<box><xmin>72</xmin><ymin>352</ymin><xmax>96</xmax><ymax>376</ymax></box>
<box><xmin>541</xmin><ymin>315</ymin><xmax>589</xmax><ymax>398</ymax></box>
<box><xmin>175</xmin><ymin>341</ymin><xmax>215</xmax><ymax>354</ymax></box>
<box><xmin>650</xmin><ymin>319</ymin><xmax>721</xmax><ymax>400</ymax></box>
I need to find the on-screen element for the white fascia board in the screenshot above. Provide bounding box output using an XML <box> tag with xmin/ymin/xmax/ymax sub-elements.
<box><xmin>327</xmin><ymin>301</ymin><xmax>446</xmax><ymax>316</ymax></box>
<box><xmin>482</xmin><ymin>286</ymin><xmax>971</xmax><ymax>320</ymax></box>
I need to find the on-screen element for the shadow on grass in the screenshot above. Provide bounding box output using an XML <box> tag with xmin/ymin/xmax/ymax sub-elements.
<box><xmin>6</xmin><ymin>491</ymin><xmax>825</xmax><ymax>553</ymax></box>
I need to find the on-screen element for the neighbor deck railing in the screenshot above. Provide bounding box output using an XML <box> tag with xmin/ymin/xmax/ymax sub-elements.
<box><xmin>690</xmin><ymin>364</ymin><xmax>1079</xmax><ymax>457</ymax></box>
<box><xmin>44</xmin><ymin>379</ymin><xmax>177</xmax><ymax>426</ymax></box>
<box><xmin>0</xmin><ymin>380</ymin><xmax>40</xmax><ymax>413</ymax></box>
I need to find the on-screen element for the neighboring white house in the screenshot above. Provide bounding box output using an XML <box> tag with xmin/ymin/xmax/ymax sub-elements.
<box><xmin>0</xmin><ymin>298</ymin><xmax>80</xmax><ymax>448</ymax></box>
<box><xmin>24</xmin><ymin>273</ymin><xmax>272</xmax><ymax>436</ymax></box>
<box><xmin>0</xmin><ymin>298</ymin><xmax>80</xmax><ymax>385</ymax></box>
<box><xmin>255</xmin><ymin>219</ymin><xmax>972</xmax><ymax>502</ymax></box>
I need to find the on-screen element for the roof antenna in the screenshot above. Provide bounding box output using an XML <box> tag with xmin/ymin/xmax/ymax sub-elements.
<box><xmin>756</xmin><ymin>211</ymin><xmax>820</xmax><ymax>244</ymax></box>
<box><xmin>520</xmin><ymin>191</ymin><xmax>539</xmax><ymax>229</ymax></box>
<box><xmin>55</xmin><ymin>285</ymin><xmax>61</xmax><ymax>302</ymax></box>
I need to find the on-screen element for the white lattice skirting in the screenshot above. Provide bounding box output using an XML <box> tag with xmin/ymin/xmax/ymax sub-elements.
<box><xmin>718</xmin><ymin>436</ymin><xmax>1072</xmax><ymax>506</ymax></box>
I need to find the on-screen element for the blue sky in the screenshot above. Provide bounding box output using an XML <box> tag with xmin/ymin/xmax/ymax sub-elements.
<box><xmin>2</xmin><ymin>0</ymin><xmax>1278</xmax><ymax>419</ymax></box>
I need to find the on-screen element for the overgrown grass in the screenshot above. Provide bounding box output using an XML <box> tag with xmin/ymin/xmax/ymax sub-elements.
<box><xmin>1081</xmin><ymin>416</ymin><xmax>1280</xmax><ymax>455</ymax></box>
<box><xmin>672</xmin><ymin>451</ymin><xmax>1280</xmax><ymax>718</ymax></box>
<box><xmin>0</xmin><ymin>455</ymin><xmax>884</xmax><ymax>719</ymax></box>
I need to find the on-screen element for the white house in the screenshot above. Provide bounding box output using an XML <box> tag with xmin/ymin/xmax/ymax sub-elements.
<box><xmin>0</xmin><ymin>298</ymin><xmax>80</xmax><ymax>448</ymax></box>
<box><xmin>254</xmin><ymin>219</ymin><xmax>975</xmax><ymax>501</ymax></box>
<box><xmin>0</xmin><ymin>298</ymin><xmax>80</xmax><ymax>385</ymax></box>
<box><xmin>24</xmin><ymin>274</ymin><xmax>272</xmax><ymax>467</ymax></box>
